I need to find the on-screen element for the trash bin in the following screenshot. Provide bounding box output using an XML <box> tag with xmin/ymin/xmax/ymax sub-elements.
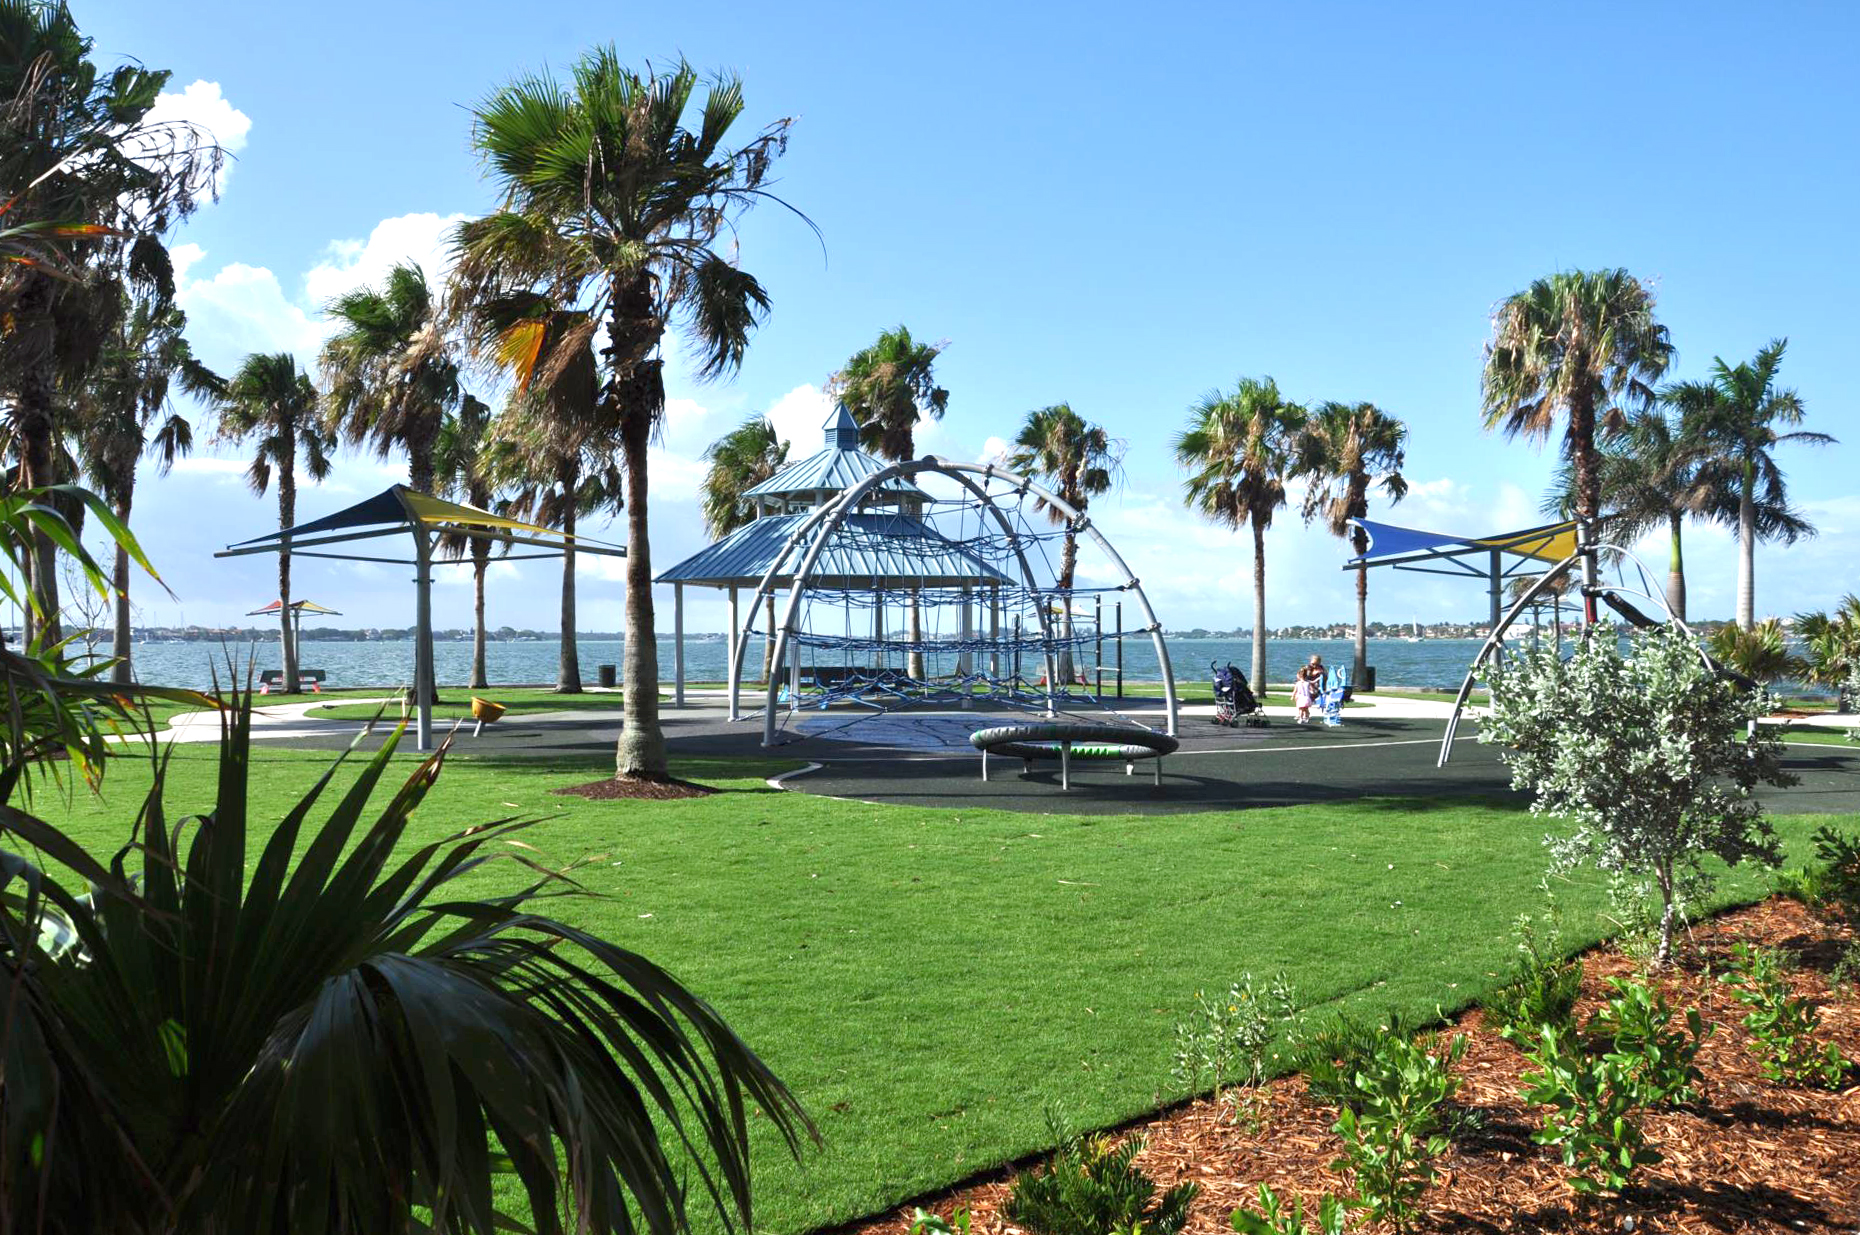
<box><xmin>597</xmin><ymin>664</ymin><xmax>617</xmax><ymax>688</ymax></box>
<box><xmin>1362</xmin><ymin>665</ymin><xmax>1377</xmax><ymax>692</ymax></box>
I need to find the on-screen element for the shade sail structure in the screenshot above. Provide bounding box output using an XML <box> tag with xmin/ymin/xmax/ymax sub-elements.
<box><xmin>245</xmin><ymin>599</ymin><xmax>343</xmax><ymax>617</ymax></box>
<box><xmin>217</xmin><ymin>486</ymin><xmax>623</xmax><ymax>751</ymax></box>
<box><xmin>220</xmin><ymin>485</ymin><xmax>625</xmax><ymax>563</ymax></box>
<box><xmin>1346</xmin><ymin>518</ymin><xmax>1579</xmax><ymax>568</ymax></box>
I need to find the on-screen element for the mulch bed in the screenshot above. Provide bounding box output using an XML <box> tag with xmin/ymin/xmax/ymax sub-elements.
<box><xmin>550</xmin><ymin>777</ymin><xmax>715</xmax><ymax>801</ymax></box>
<box><xmin>840</xmin><ymin>897</ymin><xmax>1859</xmax><ymax>1235</ymax></box>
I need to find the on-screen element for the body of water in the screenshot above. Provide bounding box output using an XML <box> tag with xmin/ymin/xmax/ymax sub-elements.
<box><xmin>117</xmin><ymin>634</ymin><xmax>1494</xmax><ymax>692</ymax></box>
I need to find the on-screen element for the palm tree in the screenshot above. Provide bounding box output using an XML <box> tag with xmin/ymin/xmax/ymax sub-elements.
<box><xmin>1708</xmin><ymin>617</ymin><xmax>1804</xmax><ymax>688</ymax></box>
<box><xmin>209</xmin><ymin>353</ymin><xmax>334</xmax><ymax>693</ymax></box>
<box><xmin>1175</xmin><ymin>377</ymin><xmax>1306</xmax><ymax>697</ymax></box>
<box><xmin>452</xmin><ymin>51</ymin><xmax>799</xmax><ymax>780</ymax></box>
<box><xmin>1543</xmin><ymin>409</ymin><xmax>1712</xmax><ymax>621</ymax></box>
<box><xmin>1294</xmin><ymin>401</ymin><xmax>1407</xmax><ymax>684</ymax></box>
<box><xmin>434</xmin><ymin>393</ymin><xmax>497</xmax><ymax>689</ymax></box>
<box><xmin>1668</xmin><ymin>340</ymin><xmax>1834</xmax><ymax>630</ymax></box>
<box><xmin>1796</xmin><ymin>595</ymin><xmax>1860</xmax><ymax>710</ymax></box>
<box><xmin>1482</xmin><ymin>269</ymin><xmax>1674</xmax><ymax>617</ymax></box>
<box><xmin>1007</xmin><ymin>403</ymin><xmax>1121</xmax><ymax>684</ymax></box>
<box><xmin>700</xmin><ymin>415</ymin><xmax>789</xmax><ymax>683</ymax></box>
<box><xmin>72</xmin><ymin>287</ymin><xmax>218</xmax><ymax>681</ymax></box>
<box><xmin>320</xmin><ymin>261</ymin><xmax>460</xmax><ymax>495</ymax></box>
<box><xmin>827</xmin><ymin>326</ymin><xmax>949</xmax><ymax>461</ymax></box>
<box><xmin>0</xmin><ymin>1</ymin><xmax>221</xmax><ymax>637</ymax></box>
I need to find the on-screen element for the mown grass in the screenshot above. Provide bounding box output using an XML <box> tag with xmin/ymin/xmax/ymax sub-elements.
<box><xmin>303</xmin><ymin>686</ymin><xmax>631</xmax><ymax>722</ymax></box>
<box><xmin>35</xmin><ymin>741</ymin><xmax>1848</xmax><ymax>1235</ymax></box>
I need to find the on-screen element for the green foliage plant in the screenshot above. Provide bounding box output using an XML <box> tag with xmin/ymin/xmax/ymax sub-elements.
<box><xmin>1005</xmin><ymin>1132</ymin><xmax>1198</xmax><ymax>1235</ymax></box>
<box><xmin>1288</xmin><ymin>1008</ymin><xmax>1414</xmax><ymax>1111</ymax></box>
<box><xmin>909</xmin><ymin>1206</ymin><xmax>971</xmax><ymax>1235</ymax></box>
<box><xmin>1229</xmin><ymin>1183</ymin><xmax>1347</xmax><ymax>1235</ymax></box>
<box><xmin>1172</xmin><ymin>973</ymin><xmax>1298</xmax><ymax>1111</ymax></box>
<box><xmin>1481</xmin><ymin>623</ymin><xmax>1790</xmax><ymax>965</ymax></box>
<box><xmin>1486</xmin><ymin>885</ymin><xmax>1583</xmax><ymax>1040</ymax></box>
<box><xmin>1804</xmin><ymin>824</ymin><xmax>1860</xmax><ymax>928</ymax></box>
<box><xmin>1586</xmin><ymin>976</ymin><xmax>1711</xmax><ymax>1107</ymax></box>
<box><xmin>1329</xmin><ymin>1033</ymin><xmax>1466</xmax><ymax>1233</ymax></box>
<box><xmin>1719</xmin><ymin>944</ymin><xmax>1852</xmax><ymax>1088</ymax></box>
<box><xmin>0</xmin><ymin>697</ymin><xmax>812</xmax><ymax>1233</ymax></box>
<box><xmin>1518</xmin><ymin>1025</ymin><xmax>1659</xmax><ymax>1195</ymax></box>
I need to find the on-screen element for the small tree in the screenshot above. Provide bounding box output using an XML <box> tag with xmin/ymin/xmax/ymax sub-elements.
<box><xmin>1481</xmin><ymin>624</ymin><xmax>1790</xmax><ymax>965</ymax></box>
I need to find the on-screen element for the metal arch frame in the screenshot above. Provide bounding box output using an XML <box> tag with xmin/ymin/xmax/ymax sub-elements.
<box><xmin>728</xmin><ymin>456</ymin><xmax>1179</xmax><ymax>747</ymax></box>
<box><xmin>1437</xmin><ymin>539</ymin><xmax>1715</xmax><ymax>766</ymax></box>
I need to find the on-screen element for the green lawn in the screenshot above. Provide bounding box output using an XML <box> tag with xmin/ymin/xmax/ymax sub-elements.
<box><xmin>1772</xmin><ymin>723</ymin><xmax>1860</xmax><ymax>746</ymax></box>
<box><xmin>36</xmin><ymin>744</ymin><xmax>1848</xmax><ymax>1235</ymax></box>
<box><xmin>302</xmin><ymin>686</ymin><xmax>629</xmax><ymax>722</ymax></box>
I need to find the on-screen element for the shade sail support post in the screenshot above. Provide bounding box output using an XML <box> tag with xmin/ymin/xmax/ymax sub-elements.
<box><xmin>413</xmin><ymin>530</ymin><xmax>435</xmax><ymax>753</ymax></box>
<box><xmin>672</xmin><ymin>583</ymin><xmax>685</xmax><ymax>707</ymax></box>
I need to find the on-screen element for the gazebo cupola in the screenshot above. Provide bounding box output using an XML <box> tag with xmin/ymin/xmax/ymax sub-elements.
<box><xmin>740</xmin><ymin>404</ymin><xmax>928</xmax><ymax>517</ymax></box>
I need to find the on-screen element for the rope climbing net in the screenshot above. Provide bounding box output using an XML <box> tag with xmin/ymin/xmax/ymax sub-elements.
<box><xmin>727</xmin><ymin>457</ymin><xmax>1179</xmax><ymax>746</ymax></box>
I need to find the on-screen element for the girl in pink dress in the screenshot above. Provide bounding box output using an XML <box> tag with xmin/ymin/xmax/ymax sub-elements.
<box><xmin>1292</xmin><ymin>656</ymin><xmax>1323</xmax><ymax>723</ymax></box>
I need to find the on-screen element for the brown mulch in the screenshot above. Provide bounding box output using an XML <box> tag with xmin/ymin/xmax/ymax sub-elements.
<box><xmin>549</xmin><ymin>777</ymin><xmax>715</xmax><ymax>801</ymax></box>
<box><xmin>839</xmin><ymin>898</ymin><xmax>1859</xmax><ymax>1235</ymax></box>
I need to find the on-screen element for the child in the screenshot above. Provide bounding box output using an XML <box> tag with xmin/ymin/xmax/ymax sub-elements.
<box><xmin>1293</xmin><ymin>655</ymin><xmax>1323</xmax><ymax>724</ymax></box>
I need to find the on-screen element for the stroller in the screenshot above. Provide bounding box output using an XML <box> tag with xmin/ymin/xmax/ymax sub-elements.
<box><xmin>1211</xmin><ymin>661</ymin><xmax>1268</xmax><ymax>727</ymax></box>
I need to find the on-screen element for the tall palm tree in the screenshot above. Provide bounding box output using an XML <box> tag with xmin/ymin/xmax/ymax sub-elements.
<box><xmin>1007</xmin><ymin>403</ymin><xmax>1121</xmax><ymax>684</ymax></box>
<box><xmin>452</xmin><ymin>51</ymin><xmax>799</xmax><ymax>780</ymax></box>
<box><xmin>434</xmin><ymin>393</ymin><xmax>497</xmax><ymax>689</ymax></box>
<box><xmin>72</xmin><ymin>287</ymin><xmax>218</xmax><ymax>681</ymax></box>
<box><xmin>1543</xmin><ymin>409</ymin><xmax>1713</xmax><ymax>621</ymax></box>
<box><xmin>1482</xmin><ymin>269</ymin><xmax>1674</xmax><ymax>619</ymax></box>
<box><xmin>320</xmin><ymin>261</ymin><xmax>460</xmax><ymax>495</ymax></box>
<box><xmin>827</xmin><ymin>325</ymin><xmax>949</xmax><ymax>461</ymax></box>
<box><xmin>1175</xmin><ymin>377</ymin><xmax>1306</xmax><ymax>697</ymax></box>
<box><xmin>701</xmin><ymin>415</ymin><xmax>789</xmax><ymax>683</ymax></box>
<box><xmin>209</xmin><ymin>354</ymin><xmax>334</xmax><ymax>693</ymax></box>
<box><xmin>1295</xmin><ymin>400</ymin><xmax>1407</xmax><ymax>684</ymax></box>
<box><xmin>1668</xmin><ymin>340</ymin><xmax>1834</xmax><ymax>630</ymax></box>
<box><xmin>0</xmin><ymin>1</ymin><xmax>220</xmax><ymax>637</ymax></box>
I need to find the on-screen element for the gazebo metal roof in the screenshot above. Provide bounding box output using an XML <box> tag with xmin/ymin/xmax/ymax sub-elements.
<box><xmin>742</xmin><ymin>405</ymin><xmax>926</xmax><ymax>501</ymax></box>
<box><xmin>656</xmin><ymin>510</ymin><xmax>1013</xmax><ymax>589</ymax></box>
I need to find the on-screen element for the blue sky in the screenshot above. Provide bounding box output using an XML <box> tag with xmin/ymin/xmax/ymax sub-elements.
<box><xmin>80</xmin><ymin>0</ymin><xmax>1858</xmax><ymax>634</ymax></box>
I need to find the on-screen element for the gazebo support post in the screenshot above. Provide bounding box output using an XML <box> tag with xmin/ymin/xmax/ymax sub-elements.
<box><xmin>727</xmin><ymin>587</ymin><xmax>740</xmax><ymax>720</ymax></box>
<box><xmin>414</xmin><ymin>532</ymin><xmax>434</xmax><ymax>752</ymax></box>
<box><xmin>959</xmin><ymin>585</ymin><xmax>973</xmax><ymax>708</ymax></box>
<box><xmin>989</xmin><ymin>582</ymin><xmax>1000</xmax><ymax>681</ymax></box>
<box><xmin>673</xmin><ymin>583</ymin><xmax>685</xmax><ymax>707</ymax></box>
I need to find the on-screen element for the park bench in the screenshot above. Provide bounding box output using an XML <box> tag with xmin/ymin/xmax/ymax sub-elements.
<box><xmin>257</xmin><ymin>668</ymin><xmax>327</xmax><ymax>694</ymax></box>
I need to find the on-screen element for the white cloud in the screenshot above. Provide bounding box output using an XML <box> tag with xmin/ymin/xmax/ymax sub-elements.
<box><xmin>143</xmin><ymin>80</ymin><xmax>251</xmax><ymax>193</ymax></box>
<box><xmin>980</xmin><ymin>435</ymin><xmax>1011</xmax><ymax>464</ymax></box>
<box><xmin>175</xmin><ymin>261</ymin><xmax>322</xmax><ymax>369</ymax></box>
<box><xmin>303</xmin><ymin>212</ymin><xmax>468</xmax><ymax>311</ymax></box>
<box><xmin>170</xmin><ymin>456</ymin><xmax>250</xmax><ymax>479</ymax></box>
<box><xmin>764</xmin><ymin>383</ymin><xmax>833</xmax><ymax>454</ymax></box>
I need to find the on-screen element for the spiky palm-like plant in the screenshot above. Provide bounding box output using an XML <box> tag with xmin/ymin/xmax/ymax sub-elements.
<box><xmin>1295</xmin><ymin>401</ymin><xmax>1407</xmax><ymax>683</ymax></box>
<box><xmin>0</xmin><ymin>699</ymin><xmax>812</xmax><ymax>1234</ymax></box>
<box><xmin>452</xmin><ymin>51</ymin><xmax>800</xmax><ymax>780</ymax></box>
<box><xmin>1796</xmin><ymin>595</ymin><xmax>1860</xmax><ymax>710</ymax></box>
<box><xmin>1175</xmin><ymin>377</ymin><xmax>1306</xmax><ymax>697</ymax></box>
<box><xmin>1482</xmin><ymin>269</ymin><xmax>1673</xmax><ymax>619</ymax></box>
<box><xmin>1707</xmin><ymin>617</ymin><xmax>1805</xmax><ymax>688</ymax></box>
<box><xmin>320</xmin><ymin>261</ymin><xmax>461</xmax><ymax>495</ymax></box>
<box><xmin>208</xmin><ymin>354</ymin><xmax>334</xmax><ymax>693</ymax></box>
<box><xmin>827</xmin><ymin>325</ymin><xmax>948</xmax><ymax>462</ymax></box>
<box><xmin>434</xmin><ymin>393</ymin><xmax>497</xmax><ymax>689</ymax></box>
<box><xmin>1007</xmin><ymin>404</ymin><xmax>1121</xmax><ymax>685</ymax></box>
<box><xmin>1669</xmin><ymin>340</ymin><xmax>1834</xmax><ymax>631</ymax></box>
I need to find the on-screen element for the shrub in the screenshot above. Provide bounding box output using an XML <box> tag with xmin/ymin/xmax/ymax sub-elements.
<box><xmin>1587</xmin><ymin>975</ymin><xmax>1711</xmax><ymax>1107</ymax></box>
<box><xmin>1229</xmin><ymin>1184</ymin><xmax>1347</xmax><ymax>1235</ymax></box>
<box><xmin>1330</xmin><ymin>1033</ymin><xmax>1466</xmax><ymax>1233</ymax></box>
<box><xmin>1172</xmin><ymin>973</ymin><xmax>1299</xmax><ymax>1108</ymax></box>
<box><xmin>1006</xmin><ymin>1133</ymin><xmax>1198</xmax><ymax>1235</ymax></box>
<box><xmin>1289</xmin><ymin>1008</ymin><xmax>1415</xmax><ymax>1110</ymax></box>
<box><xmin>1482</xmin><ymin>624</ymin><xmax>1790</xmax><ymax>965</ymax></box>
<box><xmin>1720</xmin><ymin>944</ymin><xmax>1852</xmax><ymax>1088</ymax></box>
<box><xmin>1487</xmin><ymin>896</ymin><xmax>1584</xmax><ymax>1041</ymax></box>
<box><xmin>1519</xmin><ymin>1025</ymin><xmax>1658</xmax><ymax>1195</ymax></box>
<box><xmin>1806</xmin><ymin>824</ymin><xmax>1860</xmax><ymax>929</ymax></box>
<box><xmin>909</xmin><ymin>1207</ymin><xmax>971</xmax><ymax>1235</ymax></box>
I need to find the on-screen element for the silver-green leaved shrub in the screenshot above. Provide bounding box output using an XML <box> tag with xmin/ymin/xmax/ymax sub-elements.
<box><xmin>1481</xmin><ymin>624</ymin><xmax>1791</xmax><ymax>966</ymax></box>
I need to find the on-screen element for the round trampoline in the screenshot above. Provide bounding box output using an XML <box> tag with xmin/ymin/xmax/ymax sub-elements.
<box><xmin>969</xmin><ymin>722</ymin><xmax>1179</xmax><ymax>790</ymax></box>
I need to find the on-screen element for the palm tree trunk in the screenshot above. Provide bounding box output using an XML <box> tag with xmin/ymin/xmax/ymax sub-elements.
<box><xmin>1666</xmin><ymin>510</ymin><xmax>1687</xmax><ymax>623</ymax></box>
<box><xmin>908</xmin><ymin>591</ymin><xmax>925</xmax><ymax>682</ymax></box>
<box><xmin>617</xmin><ymin>415</ymin><xmax>668</xmax><ymax>779</ymax></box>
<box><xmin>408</xmin><ymin>415</ymin><xmax>439</xmax><ymax>495</ymax></box>
<box><xmin>470</xmin><ymin>540</ymin><xmax>489</xmax><ymax>690</ymax></box>
<box><xmin>1354</xmin><ymin>563</ymin><xmax>1369</xmax><ymax>684</ymax></box>
<box><xmin>1569</xmin><ymin>392</ymin><xmax>1600</xmax><ymax>628</ymax></box>
<box><xmin>762</xmin><ymin>595</ymin><xmax>774</xmax><ymax>683</ymax></box>
<box><xmin>110</xmin><ymin>490</ymin><xmax>135</xmax><ymax>685</ymax></box>
<box><xmin>15</xmin><ymin>276</ymin><xmax>60</xmax><ymax>646</ymax></box>
<box><xmin>1737</xmin><ymin>463</ymin><xmax>1756</xmax><ymax>631</ymax></box>
<box><xmin>557</xmin><ymin>474</ymin><xmax>582</xmax><ymax>693</ymax></box>
<box><xmin>1057</xmin><ymin>530</ymin><xmax>1079</xmax><ymax>684</ymax></box>
<box><xmin>1251</xmin><ymin>520</ymin><xmax>1268</xmax><ymax>698</ymax></box>
<box><xmin>279</xmin><ymin>464</ymin><xmax>300</xmax><ymax>694</ymax></box>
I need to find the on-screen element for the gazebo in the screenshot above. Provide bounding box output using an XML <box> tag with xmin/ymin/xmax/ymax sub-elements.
<box><xmin>218</xmin><ymin>485</ymin><xmax>624</xmax><ymax>750</ymax></box>
<box><xmin>655</xmin><ymin>406</ymin><xmax>1015</xmax><ymax>710</ymax></box>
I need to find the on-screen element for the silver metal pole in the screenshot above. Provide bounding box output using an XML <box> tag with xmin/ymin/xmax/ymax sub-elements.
<box><xmin>414</xmin><ymin>533</ymin><xmax>434</xmax><ymax>752</ymax></box>
<box><xmin>673</xmin><ymin>583</ymin><xmax>685</xmax><ymax>707</ymax></box>
<box><xmin>727</xmin><ymin>586</ymin><xmax>740</xmax><ymax>720</ymax></box>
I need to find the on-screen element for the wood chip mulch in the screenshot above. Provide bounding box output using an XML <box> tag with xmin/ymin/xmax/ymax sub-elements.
<box><xmin>837</xmin><ymin>897</ymin><xmax>1859</xmax><ymax>1235</ymax></box>
<box><xmin>549</xmin><ymin>777</ymin><xmax>715</xmax><ymax>800</ymax></box>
